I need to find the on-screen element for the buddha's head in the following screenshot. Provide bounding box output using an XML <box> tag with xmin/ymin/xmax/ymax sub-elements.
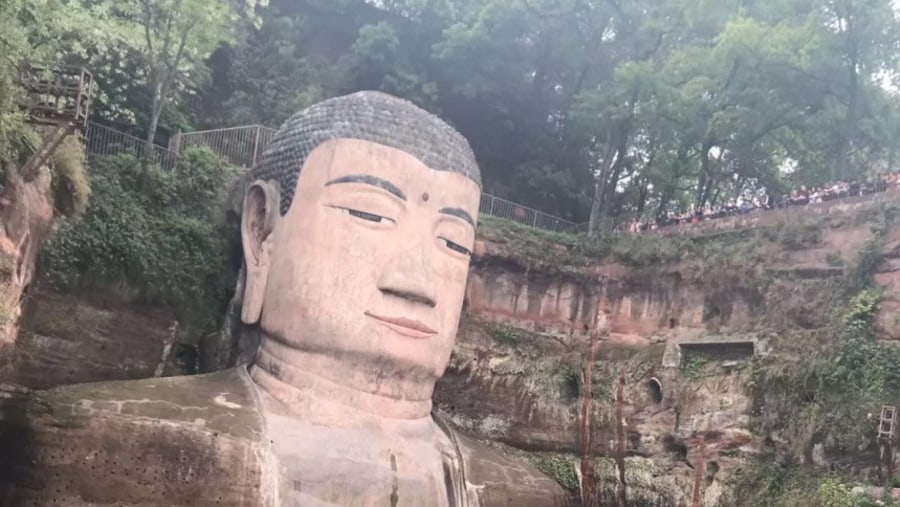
<box><xmin>240</xmin><ymin>91</ymin><xmax>480</xmax><ymax>404</ymax></box>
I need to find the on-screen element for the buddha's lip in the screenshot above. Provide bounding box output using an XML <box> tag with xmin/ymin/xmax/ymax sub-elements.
<box><xmin>365</xmin><ymin>312</ymin><xmax>438</xmax><ymax>336</ymax></box>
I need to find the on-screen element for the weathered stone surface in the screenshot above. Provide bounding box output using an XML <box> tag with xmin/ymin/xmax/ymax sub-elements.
<box><xmin>453</xmin><ymin>430</ymin><xmax>570</xmax><ymax>507</ymax></box>
<box><xmin>7</xmin><ymin>174</ymin><xmax>900</xmax><ymax>503</ymax></box>
<box><xmin>4</xmin><ymin>287</ymin><xmax>181</xmax><ymax>389</ymax></box>
<box><xmin>875</xmin><ymin>218</ymin><xmax>900</xmax><ymax>339</ymax></box>
<box><xmin>0</xmin><ymin>368</ymin><xmax>267</xmax><ymax>506</ymax></box>
<box><xmin>0</xmin><ymin>163</ymin><xmax>55</xmax><ymax>352</ymax></box>
<box><xmin>0</xmin><ymin>367</ymin><xmax>569</xmax><ymax>507</ymax></box>
<box><xmin>2</xmin><ymin>92</ymin><xmax>572</xmax><ymax>506</ymax></box>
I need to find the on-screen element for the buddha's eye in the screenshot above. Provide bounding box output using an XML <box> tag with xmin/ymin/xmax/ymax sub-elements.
<box><xmin>347</xmin><ymin>208</ymin><xmax>388</xmax><ymax>223</ymax></box>
<box><xmin>443</xmin><ymin>238</ymin><xmax>472</xmax><ymax>256</ymax></box>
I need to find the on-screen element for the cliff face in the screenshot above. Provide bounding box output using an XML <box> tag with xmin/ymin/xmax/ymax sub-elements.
<box><xmin>435</xmin><ymin>194</ymin><xmax>899</xmax><ymax>504</ymax></box>
<box><xmin>5</xmin><ymin>287</ymin><xmax>184</xmax><ymax>389</ymax></box>
<box><xmin>0</xmin><ymin>164</ymin><xmax>55</xmax><ymax>356</ymax></box>
<box><xmin>4</xmin><ymin>190</ymin><xmax>900</xmax><ymax>505</ymax></box>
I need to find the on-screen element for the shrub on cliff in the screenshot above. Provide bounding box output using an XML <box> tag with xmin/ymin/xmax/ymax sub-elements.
<box><xmin>743</xmin><ymin>289</ymin><xmax>900</xmax><ymax>505</ymax></box>
<box><xmin>0</xmin><ymin>117</ymin><xmax>91</xmax><ymax>218</ymax></box>
<box><xmin>50</xmin><ymin>133</ymin><xmax>91</xmax><ymax>216</ymax></box>
<box><xmin>39</xmin><ymin>147</ymin><xmax>240</xmax><ymax>331</ymax></box>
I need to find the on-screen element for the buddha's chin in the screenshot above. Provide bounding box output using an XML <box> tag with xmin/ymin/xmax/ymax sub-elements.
<box><xmin>258</xmin><ymin>325</ymin><xmax>452</xmax><ymax>387</ymax></box>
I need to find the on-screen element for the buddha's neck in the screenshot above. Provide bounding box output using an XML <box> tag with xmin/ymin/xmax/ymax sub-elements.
<box><xmin>249</xmin><ymin>335</ymin><xmax>435</xmax><ymax>422</ymax></box>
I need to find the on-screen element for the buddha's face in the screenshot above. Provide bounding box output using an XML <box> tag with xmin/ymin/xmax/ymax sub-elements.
<box><xmin>244</xmin><ymin>138</ymin><xmax>479</xmax><ymax>395</ymax></box>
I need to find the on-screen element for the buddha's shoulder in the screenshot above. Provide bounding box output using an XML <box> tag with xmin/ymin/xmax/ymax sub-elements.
<box><xmin>436</xmin><ymin>417</ymin><xmax>572</xmax><ymax>507</ymax></box>
<box><xmin>1</xmin><ymin>368</ymin><xmax>267</xmax><ymax>506</ymax></box>
<box><xmin>25</xmin><ymin>367</ymin><xmax>264</xmax><ymax>440</ymax></box>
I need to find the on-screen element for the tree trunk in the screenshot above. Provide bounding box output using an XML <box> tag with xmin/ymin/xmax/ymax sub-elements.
<box><xmin>655</xmin><ymin>190</ymin><xmax>670</xmax><ymax>220</ymax></box>
<box><xmin>839</xmin><ymin>10</ymin><xmax>859</xmax><ymax>180</ymax></box>
<box><xmin>145</xmin><ymin>81</ymin><xmax>163</xmax><ymax>151</ymax></box>
<box><xmin>588</xmin><ymin>89</ymin><xmax>640</xmax><ymax>236</ymax></box>
<box><xmin>695</xmin><ymin>138</ymin><xmax>715</xmax><ymax>208</ymax></box>
<box><xmin>636</xmin><ymin>178</ymin><xmax>649</xmax><ymax>215</ymax></box>
<box><xmin>889</xmin><ymin>125</ymin><xmax>899</xmax><ymax>171</ymax></box>
<box><xmin>587</xmin><ymin>133</ymin><xmax>619</xmax><ymax>237</ymax></box>
<box><xmin>600</xmin><ymin>143</ymin><xmax>629</xmax><ymax>219</ymax></box>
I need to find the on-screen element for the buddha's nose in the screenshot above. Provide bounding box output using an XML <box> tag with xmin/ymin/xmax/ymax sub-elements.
<box><xmin>376</xmin><ymin>242</ymin><xmax>437</xmax><ymax>308</ymax></box>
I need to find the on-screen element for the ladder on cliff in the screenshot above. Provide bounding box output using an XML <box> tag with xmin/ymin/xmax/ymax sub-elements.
<box><xmin>878</xmin><ymin>405</ymin><xmax>898</xmax><ymax>494</ymax></box>
<box><xmin>879</xmin><ymin>405</ymin><xmax>897</xmax><ymax>441</ymax></box>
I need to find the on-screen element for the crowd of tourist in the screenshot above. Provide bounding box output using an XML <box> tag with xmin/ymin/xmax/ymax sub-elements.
<box><xmin>626</xmin><ymin>173</ymin><xmax>900</xmax><ymax>233</ymax></box>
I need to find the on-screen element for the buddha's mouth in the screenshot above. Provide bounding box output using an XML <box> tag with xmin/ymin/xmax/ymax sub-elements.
<box><xmin>364</xmin><ymin>311</ymin><xmax>438</xmax><ymax>338</ymax></box>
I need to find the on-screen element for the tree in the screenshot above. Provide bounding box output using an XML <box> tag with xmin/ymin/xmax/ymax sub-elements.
<box><xmin>115</xmin><ymin>0</ymin><xmax>246</xmax><ymax>148</ymax></box>
<box><xmin>0</xmin><ymin>0</ymin><xmax>130</xmax><ymax>159</ymax></box>
<box><xmin>194</xmin><ymin>0</ymin><xmax>900</xmax><ymax>223</ymax></box>
<box><xmin>822</xmin><ymin>0</ymin><xmax>899</xmax><ymax>179</ymax></box>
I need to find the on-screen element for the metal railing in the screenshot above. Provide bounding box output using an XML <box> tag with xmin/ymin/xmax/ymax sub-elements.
<box><xmin>85</xmin><ymin>121</ymin><xmax>178</xmax><ymax>170</ymax></box>
<box><xmin>479</xmin><ymin>193</ymin><xmax>580</xmax><ymax>233</ymax></box>
<box><xmin>169</xmin><ymin>125</ymin><xmax>275</xmax><ymax>169</ymax></box>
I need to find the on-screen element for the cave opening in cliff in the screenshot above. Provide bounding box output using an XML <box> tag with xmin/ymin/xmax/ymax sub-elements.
<box><xmin>648</xmin><ymin>377</ymin><xmax>663</xmax><ymax>404</ymax></box>
<box><xmin>705</xmin><ymin>461</ymin><xmax>720</xmax><ymax>486</ymax></box>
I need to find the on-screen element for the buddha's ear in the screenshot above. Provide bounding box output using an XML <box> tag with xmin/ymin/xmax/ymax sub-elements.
<box><xmin>240</xmin><ymin>180</ymin><xmax>279</xmax><ymax>324</ymax></box>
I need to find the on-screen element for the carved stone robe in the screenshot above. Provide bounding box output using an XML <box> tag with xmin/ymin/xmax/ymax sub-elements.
<box><xmin>0</xmin><ymin>368</ymin><xmax>570</xmax><ymax>507</ymax></box>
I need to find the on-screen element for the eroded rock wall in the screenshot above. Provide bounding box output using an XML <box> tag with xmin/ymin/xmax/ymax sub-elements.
<box><xmin>5</xmin><ymin>190</ymin><xmax>900</xmax><ymax>504</ymax></box>
<box><xmin>4</xmin><ymin>287</ymin><xmax>185</xmax><ymax>390</ymax></box>
<box><xmin>433</xmin><ymin>199</ymin><xmax>895</xmax><ymax>504</ymax></box>
<box><xmin>0</xmin><ymin>164</ymin><xmax>56</xmax><ymax>366</ymax></box>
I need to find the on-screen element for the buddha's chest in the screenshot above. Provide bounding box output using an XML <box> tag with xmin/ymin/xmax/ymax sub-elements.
<box><xmin>264</xmin><ymin>416</ymin><xmax>454</xmax><ymax>507</ymax></box>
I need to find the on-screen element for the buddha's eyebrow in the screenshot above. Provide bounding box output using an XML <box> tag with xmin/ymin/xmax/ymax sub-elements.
<box><xmin>324</xmin><ymin>174</ymin><xmax>406</xmax><ymax>201</ymax></box>
<box><xmin>440</xmin><ymin>207</ymin><xmax>475</xmax><ymax>229</ymax></box>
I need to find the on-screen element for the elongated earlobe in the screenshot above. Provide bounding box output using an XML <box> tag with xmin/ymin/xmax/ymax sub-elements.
<box><xmin>240</xmin><ymin>180</ymin><xmax>279</xmax><ymax>324</ymax></box>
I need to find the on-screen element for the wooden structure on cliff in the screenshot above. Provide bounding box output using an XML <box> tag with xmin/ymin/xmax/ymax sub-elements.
<box><xmin>879</xmin><ymin>405</ymin><xmax>897</xmax><ymax>441</ymax></box>
<box><xmin>878</xmin><ymin>405</ymin><xmax>897</xmax><ymax>493</ymax></box>
<box><xmin>16</xmin><ymin>64</ymin><xmax>93</xmax><ymax>175</ymax></box>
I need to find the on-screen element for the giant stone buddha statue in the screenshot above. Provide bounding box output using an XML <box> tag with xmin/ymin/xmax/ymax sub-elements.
<box><xmin>0</xmin><ymin>91</ymin><xmax>571</xmax><ymax>507</ymax></box>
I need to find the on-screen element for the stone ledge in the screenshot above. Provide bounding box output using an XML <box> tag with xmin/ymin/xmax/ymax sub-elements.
<box><xmin>648</xmin><ymin>188</ymin><xmax>900</xmax><ymax>238</ymax></box>
<box><xmin>662</xmin><ymin>335</ymin><xmax>769</xmax><ymax>368</ymax></box>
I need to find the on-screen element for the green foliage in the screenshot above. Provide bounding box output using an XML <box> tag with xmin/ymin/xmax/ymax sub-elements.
<box><xmin>9</xmin><ymin>0</ymin><xmax>900</xmax><ymax>221</ymax></box>
<box><xmin>196</xmin><ymin>13</ymin><xmax>329</xmax><ymax>128</ymax></box>
<box><xmin>731</xmin><ymin>461</ymin><xmax>878</xmax><ymax>507</ymax></box>
<box><xmin>825</xmin><ymin>252</ymin><xmax>845</xmax><ymax>267</ymax></box>
<box><xmin>850</xmin><ymin>205</ymin><xmax>897</xmax><ymax>291</ymax></box>
<box><xmin>759</xmin><ymin>219</ymin><xmax>824</xmax><ymax>250</ymax></box>
<box><xmin>481</xmin><ymin>320</ymin><xmax>524</xmax><ymax>345</ymax></box>
<box><xmin>525</xmin><ymin>453</ymin><xmax>579</xmax><ymax>492</ymax></box>
<box><xmin>843</xmin><ymin>290</ymin><xmax>880</xmax><ymax>338</ymax></box>
<box><xmin>39</xmin><ymin>147</ymin><xmax>239</xmax><ymax>331</ymax></box>
<box><xmin>50</xmin><ymin>133</ymin><xmax>90</xmax><ymax>216</ymax></box>
<box><xmin>680</xmin><ymin>350</ymin><xmax>708</xmax><ymax>381</ymax></box>
<box><xmin>111</xmin><ymin>0</ymin><xmax>246</xmax><ymax>144</ymax></box>
<box><xmin>817</xmin><ymin>478</ymin><xmax>859</xmax><ymax>507</ymax></box>
<box><xmin>747</xmin><ymin>287</ymin><xmax>900</xmax><ymax>476</ymax></box>
<box><xmin>779</xmin><ymin>222</ymin><xmax>824</xmax><ymax>250</ymax></box>
<box><xmin>0</xmin><ymin>114</ymin><xmax>39</xmax><ymax>166</ymax></box>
